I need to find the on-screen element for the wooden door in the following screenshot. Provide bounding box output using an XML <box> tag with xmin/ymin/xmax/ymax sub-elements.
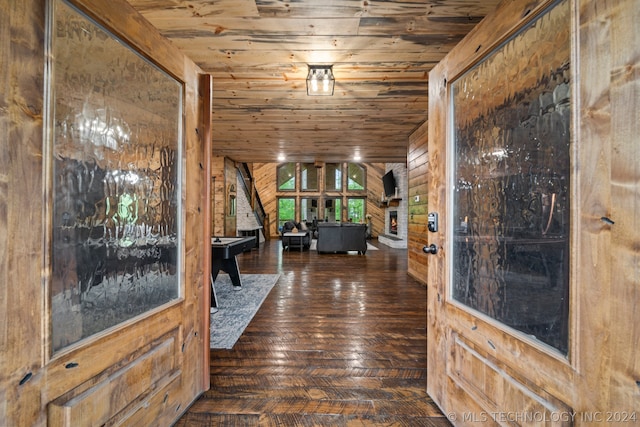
<box><xmin>426</xmin><ymin>0</ymin><xmax>640</xmax><ymax>425</ymax></box>
<box><xmin>1</xmin><ymin>0</ymin><xmax>210</xmax><ymax>425</ymax></box>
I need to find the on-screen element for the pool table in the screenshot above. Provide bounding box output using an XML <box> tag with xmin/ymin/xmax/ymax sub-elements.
<box><xmin>210</xmin><ymin>236</ymin><xmax>256</xmax><ymax>308</ymax></box>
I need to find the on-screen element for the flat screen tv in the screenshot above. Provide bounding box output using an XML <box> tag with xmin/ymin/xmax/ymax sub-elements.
<box><xmin>382</xmin><ymin>170</ymin><xmax>396</xmax><ymax>198</ymax></box>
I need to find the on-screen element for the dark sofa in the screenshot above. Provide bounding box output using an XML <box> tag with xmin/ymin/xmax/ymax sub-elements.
<box><xmin>316</xmin><ymin>223</ymin><xmax>367</xmax><ymax>254</ymax></box>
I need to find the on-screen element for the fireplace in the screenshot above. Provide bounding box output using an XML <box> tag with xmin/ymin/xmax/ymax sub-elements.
<box><xmin>389</xmin><ymin>211</ymin><xmax>398</xmax><ymax>235</ymax></box>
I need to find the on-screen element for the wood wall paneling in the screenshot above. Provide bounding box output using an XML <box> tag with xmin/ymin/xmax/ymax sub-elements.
<box><xmin>210</xmin><ymin>157</ymin><xmax>239</xmax><ymax>237</ymax></box>
<box><xmin>210</xmin><ymin>156</ymin><xmax>225</xmax><ymax>237</ymax></box>
<box><xmin>252</xmin><ymin>163</ymin><xmax>277</xmax><ymax>237</ymax></box>
<box><xmin>224</xmin><ymin>157</ymin><xmax>237</xmax><ymax>236</ymax></box>
<box><xmin>366</xmin><ymin>163</ymin><xmax>387</xmax><ymax>239</ymax></box>
<box><xmin>407</xmin><ymin>121</ymin><xmax>429</xmax><ymax>284</ymax></box>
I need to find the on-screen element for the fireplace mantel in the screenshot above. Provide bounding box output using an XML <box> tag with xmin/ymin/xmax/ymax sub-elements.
<box><xmin>378</xmin><ymin>197</ymin><xmax>402</xmax><ymax>208</ymax></box>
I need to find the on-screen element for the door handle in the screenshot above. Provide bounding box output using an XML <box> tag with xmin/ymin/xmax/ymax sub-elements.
<box><xmin>423</xmin><ymin>244</ymin><xmax>438</xmax><ymax>254</ymax></box>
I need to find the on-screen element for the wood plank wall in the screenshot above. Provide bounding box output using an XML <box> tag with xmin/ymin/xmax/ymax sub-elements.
<box><xmin>210</xmin><ymin>156</ymin><xmax>237</xmax><ymax>236</ymax></box>
<box><xmin>407</xmin><ymin>121</ymin><xmax>429</xmax><ymax>284</ymax></box>
<box><xmin>223</xmin><ymin>157</ymin><xmax>237</xmax><ymax>235</ymax></box>
<box><xmin>365</xmin><ymin>163</ymin><xmax>386</xmax><ymax>239</ymax></box>
<box><xmin>251</xmin><ymin>162</ymin><xmax>387</xmax><ymax>238</ymax></box>
<box><xmin>250</xmin><ymin>163</ymin><xmax>277</xmax><ymax>236</ymax></box>
<box><xmin>211</xmin><ymin>156</ymin><xmax>226</xmax><ymax>237</ymax></box>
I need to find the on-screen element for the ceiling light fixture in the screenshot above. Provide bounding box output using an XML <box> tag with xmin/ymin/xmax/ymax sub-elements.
<box><xmin>306</xmin><ymin>65</ymin><xmax>335</xmax><ymax>96</ymax></box>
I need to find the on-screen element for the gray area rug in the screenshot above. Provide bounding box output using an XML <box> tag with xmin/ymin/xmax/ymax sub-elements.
<box><xmin>309</xmin><ymin>239</ymin><xmax>378</xmax><ymax>251</ymax></box>
<box><xmin>210</xmin><ymin>273</ymin><xmax>279</xmax><ymax>349</ymax></box>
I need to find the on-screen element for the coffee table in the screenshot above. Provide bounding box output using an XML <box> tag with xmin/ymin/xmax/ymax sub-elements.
<box><xmin>283</xmin><ymin>232</ymin><xmax>307</xmax><ymax>251</ymax></box>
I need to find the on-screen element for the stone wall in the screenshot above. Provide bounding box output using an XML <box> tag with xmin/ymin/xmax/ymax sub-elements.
<box><xmin>235</xmin><ymin>175</ymin><xmax>265</xmax><ymax>244</ymax></box>
<box><xmin>378</xmin><ymin>163</ymin><xmax>408</xmax><ymax>249</ymax></box>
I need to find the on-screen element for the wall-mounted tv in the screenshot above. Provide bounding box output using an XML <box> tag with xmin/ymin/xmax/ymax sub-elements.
<box><xmin>382</xmin><ymin>170</ymin><xmax>396</xmax><ymax>198</ymax></box>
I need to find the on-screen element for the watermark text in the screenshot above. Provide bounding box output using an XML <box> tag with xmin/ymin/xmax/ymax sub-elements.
<box><xmin>446</xmin><ymin>410</ymin><xmax>637</xmax><ymax>424</ymax></box>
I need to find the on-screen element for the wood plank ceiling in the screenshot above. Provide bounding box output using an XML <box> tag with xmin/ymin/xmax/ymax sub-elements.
<box><xmin>127</xmin><ymin>0</ymin><xmax>502</xmax><ymax>163</ymax></box>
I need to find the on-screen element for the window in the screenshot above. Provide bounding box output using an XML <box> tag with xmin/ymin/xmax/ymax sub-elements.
<box><xmin>301</xmin><ymin>163</ymin><xmax>319</xmax><ymax>191</ymax></box>
<box><xmin>277</xmin><ymin>163</ymin><xmax>296</xmax><ymax>191</ymax></box>
<box><xmin>347</xmin><ymin>198</ymin><xmax>366</xmax><ymax>223</ymax></box>
<box><xmin>324</xmin><ymin>163</ymin><xmax>342</xmax><ymax>191</ymax></box>
<box><xmin>277</xmin><ymin>197</ymin><xmax>296</xmax><ymax>231</ymax></box>
<box><xmin>347</xmin><ymin>163</ymin><xmax>366</xmax><ymax>191</ymax></box>
<box><xmin>275</xmin><ymin>163</ymin><xmax>369</xmax><ymax>228</ymax></box>
<box><xmin>324</xmin><ymin>197</ymin><xmax>341</xmax><ymax>222</ymax></box>
<box><xmin>301</xmin><ymin>197</ymin><xmax>318</xmax><ymax>223</ymax></box>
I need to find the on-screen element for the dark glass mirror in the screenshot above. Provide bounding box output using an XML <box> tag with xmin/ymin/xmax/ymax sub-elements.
<box><xmin>49</xmin><ymin>0</ymin><xmax>182</xmax><ymax>351</ymax></box>
<box><xmin>450</xmin><ymin>0</ymin><xmax>570</xmax><ymax>354</ymax></box>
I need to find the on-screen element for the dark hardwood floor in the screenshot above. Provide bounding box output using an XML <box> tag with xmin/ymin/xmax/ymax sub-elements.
<box><xmin>175</xmin><ymin>238</ymin><xmax>451</xmax><ymax>426</ymax></box>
